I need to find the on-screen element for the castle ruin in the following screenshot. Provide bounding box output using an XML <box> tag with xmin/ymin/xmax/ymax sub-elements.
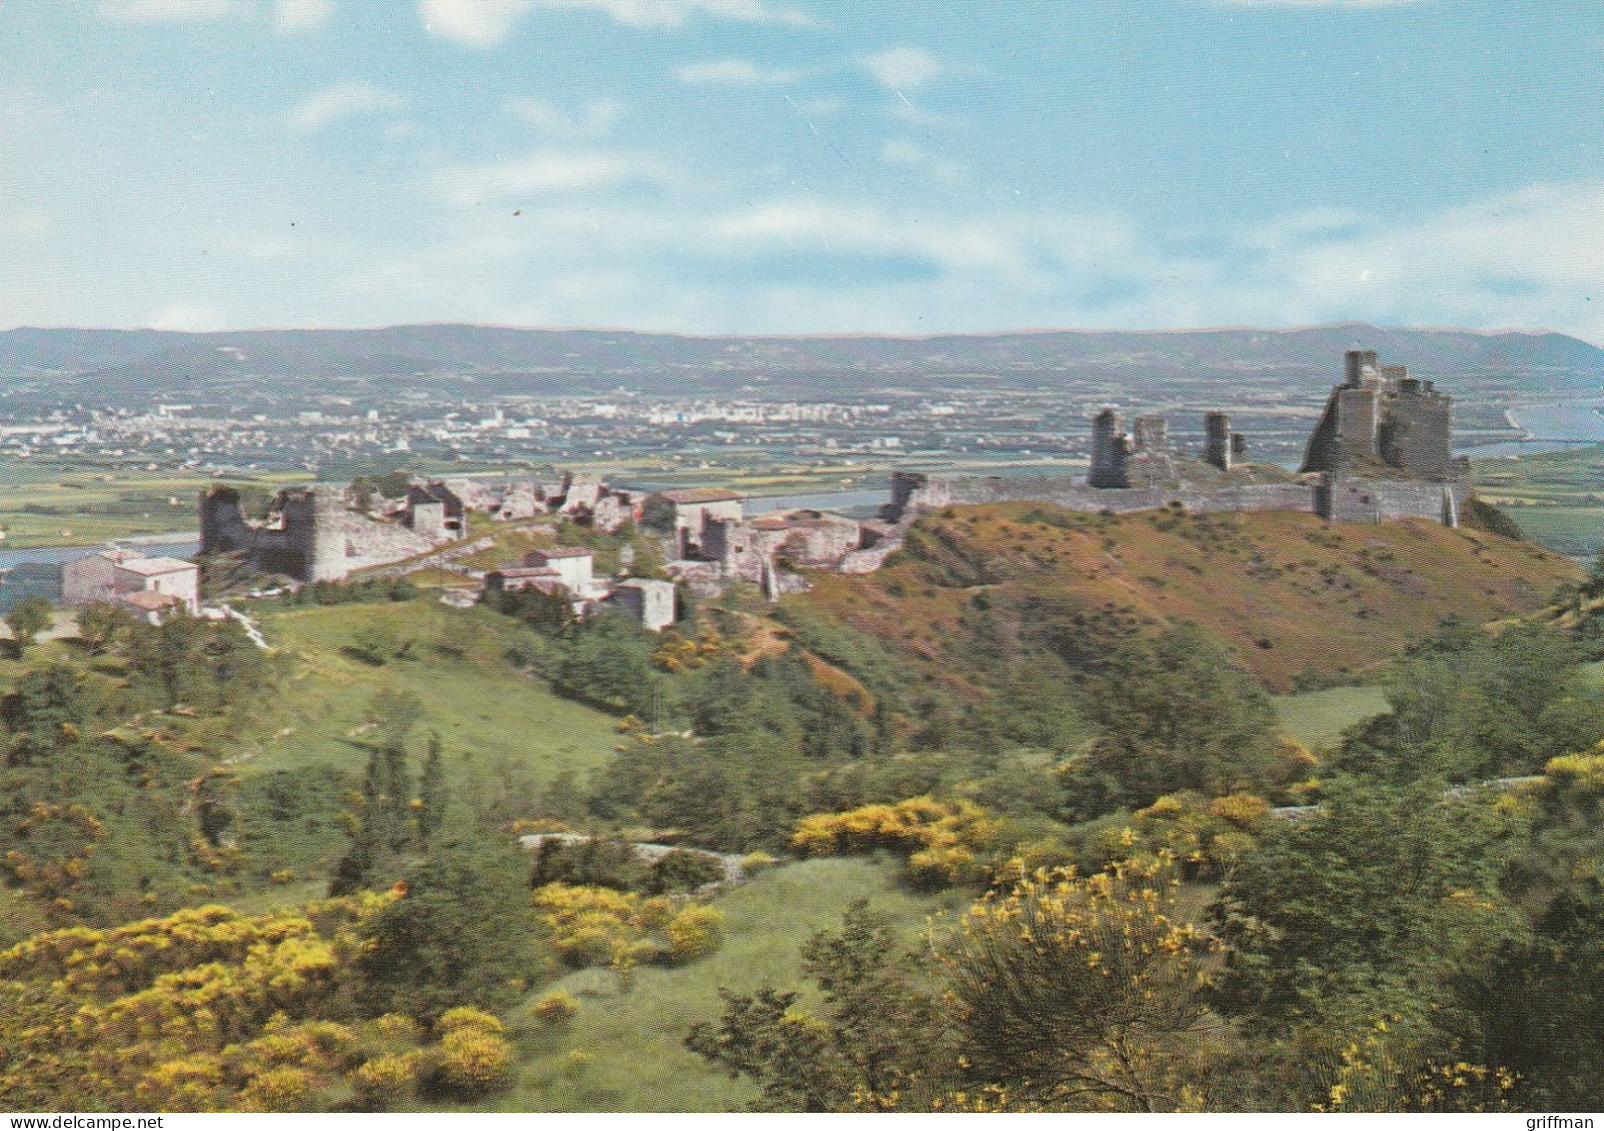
<box><xmin>884</xmin><ymin>351</ymin><xmax>1471</xmax><ymax>528</ymax></box>
<box><xmin>200</xmin><ymin>486</ymin><xmax>444</xmax><ymax>583</ymax></box>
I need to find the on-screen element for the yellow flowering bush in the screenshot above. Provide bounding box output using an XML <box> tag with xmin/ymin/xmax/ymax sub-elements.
<box><xmin>428</xmin><ymin>1029</ymin><xmax>514</xmax><ymax>1098</ymax></box>
<box><xmin>0</xmin><ymin>893</ymin><xmax>396</xmax><ymax>1112</ymax></box>
<box><xmin>1119</xmin><ymin>790</ymin><xmax>1270</xmax><ymax>881</ymax></box>
<box><xmin>531</xmin><ymin>990</ymin><xmax>579</xmax><ymax>1026</ymax></box>
<box><xmin>436</xmin><ymin>1005</ymin><xmax>505</xmax><ymax>1037</ymax></box>
<box><xmin>534</xmin><ymin>883</ymin><xmax>652</xmax><ymax>969</ymax></box>
<box><xmin>943</xmin><ymin>855</ymin><xmax>1216</xmax><ymax>1111</ymax></box>
<box><xmin>533</xmin><ymin>883</ymin><xmax>727</xmax><ymax>977</ymax></box>
<box><xmin>349</xmin><ymin>1051</ymin><xmax>422</xmax><ymax>1111</ymax></box>
<box><xmin>664</xmin><ymin>905</ymin><xmax>725</xmax><ymax>965</ymax></box>
<box><xmin>234</xmin><ymin>1066</ymin><xmax>317</xmax><ymax>1113</ymax></box>
<box><xmin>791</xmin><ymin>796</ymin><xmax>1000</xmax><ymax>887</ymax></box>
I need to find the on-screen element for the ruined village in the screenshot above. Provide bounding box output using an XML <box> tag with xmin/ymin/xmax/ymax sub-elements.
<box><xmin>45</xmin><ymin>349</ymin><xmax>1474</xmax><ymax>636</ymax></box>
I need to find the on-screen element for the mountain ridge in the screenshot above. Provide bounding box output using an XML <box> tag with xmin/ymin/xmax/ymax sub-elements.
<box><xmin>1</xmin><ymin>323</ymin><xmax>1599</xmax><ymax>402</ymax></box>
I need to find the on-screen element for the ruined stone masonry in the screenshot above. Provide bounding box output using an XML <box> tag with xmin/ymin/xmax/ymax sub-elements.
<box><xmin>885</xmin><ymin>351</ymin><xmax>1471</xmax><ymax>529</ymax></box>
<box><xmin>200</xmin><ymin>486</ymin><xmax>443</xmax><ymax>583</ymax></box>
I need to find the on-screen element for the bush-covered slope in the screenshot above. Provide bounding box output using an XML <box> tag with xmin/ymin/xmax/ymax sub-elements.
<box><xmin>798</xmin><ymin>504</ymin><xmax>1578</xmax><ymax>693</ymax></box>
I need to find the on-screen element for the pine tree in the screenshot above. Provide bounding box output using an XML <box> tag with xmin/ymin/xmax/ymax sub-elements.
<box><xmin>418</xmin><ymin>732</ymin><xmax>448</xmax><ymax>846</ymax></box>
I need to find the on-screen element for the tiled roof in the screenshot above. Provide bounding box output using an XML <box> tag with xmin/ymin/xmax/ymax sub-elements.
<box><xmin>112</xmin><ymin>556</ymin><xmax>196</xmax><ymax>576</ymax></box>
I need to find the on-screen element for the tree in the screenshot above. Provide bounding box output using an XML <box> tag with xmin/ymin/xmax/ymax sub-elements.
<box><xmin>1339</xmin><ymin>621</ymin><xmax>1604</xmax><ymax>783</ymax></box>
<box><xmin>944</xmin><ymin>857</ymin><xmax>1219</xmax><ymax>1111</ymax></box>
<box><xmin>1209</xmin><ymin>775</ymin><xmax>1521</xmax><ymax>1028</ymax></box>
<box><xmin>417</xmin><ymin>733</ymin><xmax>448</xmax><ymax>846</ymax></box>
<box><xmin>2</xmin><ymin>665</ymin><xmax>92</xmax><ymax>764</ymax></box>
<box><xmin>1079</xmin><ymin>626</ymin><xmax>1281</xmax><ymax>810</ymax></box>
<box><xmin>686</xmin><ymin>901</ymin><xmax>954</xmax><ymax>1111</ymax></box>
<box><xmin>7</xmin><ymin>596</ymin><xmax>54</xmax><ymax>654</ymax></box>
<box><xmin>369</xmin><ymin>688</ymin><xmax>424</xmax><ymax>751</ymax></box>
<box><xmin>75</xmin><ymin>603</ymin><xmax>133</xmax><ymax>656</ymax></box>
<box><xmin>355</xmin><ymin>837</ymin><xmax>536</xmax><ymax>1022</ymax></box>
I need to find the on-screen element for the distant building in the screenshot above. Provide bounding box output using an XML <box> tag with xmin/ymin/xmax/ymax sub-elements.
<box><xmin>61</xmin><ymin>549</ymin><xmax>199</xmax><ymax>617</ymax></box>
<box><xmin>605</xmin><ymin>578</ymin><xmax>676</xmax><ymax>632</ymax></box>
<box><xmin>522</xmin><ymin>546</ymin><xmax>596</xmax><ymax>597</ymax></box>
<box><xmin>407</xmin><ymin>482</ymin><xmax>465</xmax><ymax>537</ymax></box>
<box><xmin>641</xmin><ymin>488</ymin><xmax>744</xmax><ymax>558</ymax></box>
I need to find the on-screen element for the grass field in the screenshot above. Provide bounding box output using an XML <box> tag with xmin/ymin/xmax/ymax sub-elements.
<box><xmin>1474</xmin><ymin>445</ymin><xmax>1604</xmax><ymax>560</ymax></box>
<box><xmin>236</xmin><ymin>599</ymin><xmax>619</xmax><ymax>790</ymax></box>
<box><xmin>0</xmin><ymin>459</ymin><xmax>311</xmax><ymax>547</ymax></box>
<box><xmin>1272</xmin><ymin>685</ymin><xmax>1390</xmax><ymax>750</ymax></box>
<box><xmin>488</xmin><ymin>857</ymin><xmax>969</xmax><ymax>1113</ymax></box>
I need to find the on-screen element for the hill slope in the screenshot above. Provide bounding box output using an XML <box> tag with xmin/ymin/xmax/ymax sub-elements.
<box><xmin>2</xmin><ymin>323</ymin><xmax>1599</xmax><ymax>403</ymax></box>
<box><xmin>796</xmin><ymin>505</ymin><xmax>1579</xmax><ymax>693</ymax></box>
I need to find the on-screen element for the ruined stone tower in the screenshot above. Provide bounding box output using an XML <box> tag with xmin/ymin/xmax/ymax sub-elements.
<box><xmin>1088</xmin><ymin>409</ymin><xmax>1131</xmax><ymax>488</ymax></box>
<box><xmin>1203</xmin><ymin>412</ymin><xmax>1233</xmax><ymax>471</ymax></box>
<box><xmin>1301</xmin><ymin>349</ymin><xmax>1455</xmax><ymax>479</ymax></box>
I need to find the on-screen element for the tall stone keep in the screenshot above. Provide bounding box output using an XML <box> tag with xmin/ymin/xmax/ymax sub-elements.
<box><xmin>1203</xmin><ymin>411</ymin><xmax>1233</xmax><ymax>471</ymax></box>
<box><xmin>1088</xmin><ymin>409</ymin><xmax>1130</xmax><ymax>488</ymax></box>
<box><xmin>1301</xmin><ymin>349</ymin><xmax>1456</xmax><ymax>480</ymax></box>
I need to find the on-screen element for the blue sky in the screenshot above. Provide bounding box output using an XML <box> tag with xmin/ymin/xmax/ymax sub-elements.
<box><xmin>2</xmin><ymin>0</ymin><xmax>1602</xmax><ymax>338</ymax></box>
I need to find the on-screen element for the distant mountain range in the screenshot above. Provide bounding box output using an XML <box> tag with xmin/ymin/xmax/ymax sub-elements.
<box><xmin>2</xmin><ymin>323</ymin><xmax>1600</xmax><ymax>404</ymax></box>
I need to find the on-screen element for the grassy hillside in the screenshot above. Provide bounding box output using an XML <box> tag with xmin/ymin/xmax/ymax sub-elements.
<box><xmin>488</xmin><ymin>857</ymin><xmax>968</xmax><ymax>1113</ymax></box>
<box><xmin>797</xmin><ymin>504</ymin><xmax>1578</xmax><ymax>693</ymax></box>
<box><xmin>1272</xmin><ymin>685</ymin><xmax>1391</xmax><ymax>749</ymax></box>
<box><xmin>237</xmin><ymin>599</ymin><xmax>618</xmax><ymax>785</ymax></box>
<box><xmin>206</xmin><ymin>599</ymin><xmax>620</xmax><ymax>884</ymax></box>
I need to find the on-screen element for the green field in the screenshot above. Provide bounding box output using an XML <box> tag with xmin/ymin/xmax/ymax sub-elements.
<box><xmin>236</xmin><ymin>599</ymin><xmax>619</xmax><ymax>790</ymax></box>
<box><xmin>0</xmin><ymin>458</ymin><xmax>313</xmax><ymax>547</ymax></box>
<box><xmin>1272</xmin><ymin>684</ymin><xmax>1390</xmax><ymax>750</ymax></box>
<box><xmin>490</xmin><ymin>857</ymin><xmax>968</xmax><ymax>1113</ymax></box>
<box><xmin>1475</xmin><ymin>445</ymin><xmax>1604</xmax><ymax>560</ymax></box>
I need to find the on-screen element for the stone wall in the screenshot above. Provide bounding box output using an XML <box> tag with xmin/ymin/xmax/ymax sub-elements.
<box><xmin>1319</xmin><ymin>477</ymin><xmax>1470</xmax><ymax>526</ymax></box>
<box><xmin>886</xmin><ymin>471</ymin><xmax>1467</xmax><ymax>528</ymax></box>
<box><xmin>201</xmin><ymin>486</ymin><xmax>438</xmax><ymax>583</ymax></box>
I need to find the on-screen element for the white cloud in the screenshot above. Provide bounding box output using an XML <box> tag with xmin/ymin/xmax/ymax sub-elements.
<box><xmin>675</xmin><ymin>58</ymin><xmax>802</xmax><ymax>86</ymax></box>
<box><xmin>273</xmin><ymin>0</ymin><xmax>331</xmax><ymax>31</ymax></box>
<box><xmin>418</xmin><ymin>0</ymin><xmax>532</xmax><ymax>45</ymax></box>
<box><xmin>289</xmin><ymin>82</ymin><xmax>405</xmax><ymax>132</ymax></box>
<box><xmin>862</xmin><ymin>46</ymin><xmax>943</xmax><ymax>91</ymax></box>
<box><xmin>1234</xmin><ymin>182</ymin><xmax>1604</xmax><ymax>334</ymax></box>
<box><xmin>507</xmin><ymin>97</ymin><xmax>626</xmax><ymax>138</ymax></box>
<box><xmin>0</xmin><ymin>210</ymin><xmax>53</xmax><ymax>238</ymax></box>
<box><xmin>99</xmin><ymin>0</ymin><xmax>246</xmax><ymax>22</ymax></box>
<box><xmin>535</xmin><ymin>0</ymin><xmax>812</xmax><ymax>28</ymax></box>
<box><xmin>419</xmin><ymin>0</ymin><xmax>809</xmax><ymax>45</ymax></box>
<box><xmin>344</xmin><ymin>159</ymin><xmax>1604</xmax><ymax>339</ymax></box>
<box><xmin>432</xmin><ymin>148</ymin><xmax>678</xmax><ymax>206</ymax></box>
<box><xmin>150</xmin><ymin>304</ymin><xmax>224</xmax><ymax>332</ymax></box>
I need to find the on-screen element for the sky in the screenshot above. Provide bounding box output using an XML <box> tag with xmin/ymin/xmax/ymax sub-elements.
<box><xmin>1</xmin><ymin>0</ymin><xmax>1602</xmax><ymax>339</ymax></box>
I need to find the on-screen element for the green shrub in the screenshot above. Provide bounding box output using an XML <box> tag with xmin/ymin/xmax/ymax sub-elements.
<box><xmin>531</xmin><ymin>991</ymin><xmax>578</xmax><ymax>1026</ymax></box>
<box><xmin>664</xmin><ymin>904</ymin><xmax>725</xmax><ymax>965</ymax></box>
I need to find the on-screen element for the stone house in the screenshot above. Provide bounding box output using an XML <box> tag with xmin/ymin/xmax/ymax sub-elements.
<box><xmin>641</xmin><ymin>488</ymin><xmax>744</xmax><ymax>558</ymax></box>
<box><xmin>61</xmin><ymin>549</ymin><xmax>200</xmax><ymax>616</ymax></box>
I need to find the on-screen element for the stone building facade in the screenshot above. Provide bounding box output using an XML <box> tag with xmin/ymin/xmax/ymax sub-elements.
<box><xmin>200</xmin><ymin>486</ymin><xmax>442</xmax><ymax>583</ymax></box>
<box><xmin>61</xmin><ymin>549</ymin><xmax>200</xmax><ymax>616</ymax></box>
